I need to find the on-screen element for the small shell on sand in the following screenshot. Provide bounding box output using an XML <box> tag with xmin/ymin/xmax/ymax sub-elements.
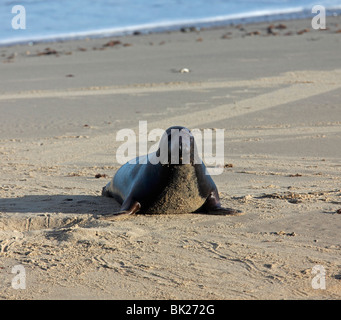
<box><xmin>180</xmin><ymin>68</ymin><xmax>190</xmax><ymax>73</ymax></box>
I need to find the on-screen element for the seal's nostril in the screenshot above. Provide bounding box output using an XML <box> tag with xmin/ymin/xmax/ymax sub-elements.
<box><xmin>179</xmin><ymin>136</ymin><xmax>183</xmax><ymax>164</ymax></box>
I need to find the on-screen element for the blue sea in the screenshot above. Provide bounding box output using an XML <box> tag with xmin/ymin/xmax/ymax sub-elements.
<box><xmin>1</xmin><ymin>0</ymin><xmax>341</xmax><ymax>45</ymax></box>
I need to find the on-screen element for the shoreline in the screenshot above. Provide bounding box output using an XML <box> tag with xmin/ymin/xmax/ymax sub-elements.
<box><xmin>1</xmin><ymin>15</ymin><xmax>340</xmax><ymax>54</ymax></box>
<box><xmin>1</xmin><ymin>10</ymin><xmax>341</xmax><ymax>48</ymax></box>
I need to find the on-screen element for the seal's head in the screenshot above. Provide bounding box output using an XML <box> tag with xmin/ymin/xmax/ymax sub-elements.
<box><xmin>156</xmin><ymin>126</ymin><xmax>199</xmax><ymax>165</ymax></box>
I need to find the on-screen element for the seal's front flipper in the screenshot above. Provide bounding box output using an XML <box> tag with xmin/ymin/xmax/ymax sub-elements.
<box><xmin>205</xmin><ymin>207</ymin><xmax>244</xmax><ymax>216</ymax></box>
<box><xmin>96</xmin><ymin>201</ymin><xmax>141</xmax><ymax>221</ymax></box>
<box><xmin>194</xmin><ymin>192</ymin><xmax>244</xmax><ymax>216</ymax></box>
<box><xmin>96</xmin><ymin>210</ymin><xmax>132</xmax><ymax>221</ymax></box>
<box><xmin>101</xmin><ymin>185</ymin><xmax>111</xmax><ymax>197</ymax></box>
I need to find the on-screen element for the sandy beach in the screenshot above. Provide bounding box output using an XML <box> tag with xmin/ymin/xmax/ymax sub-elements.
<box><xmin>0</xmin><ymin>17</ymin><xmax>341</xmax><ymax>300</ymax></box>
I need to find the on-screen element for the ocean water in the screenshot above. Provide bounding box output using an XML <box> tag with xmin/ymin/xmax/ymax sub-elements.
<box><xmin>1</xmin><ymin>0</ymin><xmax>341</xmax><ymax>45</ymax></box>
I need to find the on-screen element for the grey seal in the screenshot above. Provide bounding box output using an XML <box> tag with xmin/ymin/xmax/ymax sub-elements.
<box><xmin>99</xmin><ymin>126</ymin><xmax>242</xmax><ymax>220</ymax></box>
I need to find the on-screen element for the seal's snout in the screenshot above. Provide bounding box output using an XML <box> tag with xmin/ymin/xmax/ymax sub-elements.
<box><xmin>156</xmin><ymin>126</ymin><xmax>198</xmax><ymax>166</ymax></box>
<box><xmin>178</xmin><ymin>135</ymin><xmax>195</xmax><ymax>165</ymax></box>
<box><xmin>168</xmin><ymin>127</ymin><xmax>194</xmax><ymax>165</ymax></box>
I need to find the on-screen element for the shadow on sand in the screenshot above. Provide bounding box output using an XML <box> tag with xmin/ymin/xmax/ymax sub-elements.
<box><xmin>0</xmin><ymin>194</ymin><xmax>122</xmax><ymax>232</ymax></box>
<box><xmin>0</xmin><ymin>194</ymin><xmax>120</xmax><ymax>215</ymax></box>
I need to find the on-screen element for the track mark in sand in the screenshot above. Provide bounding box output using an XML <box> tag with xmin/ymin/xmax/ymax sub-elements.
<box><xmin>25</xmin><ymin>217</ymin><xmax>32</xmax><ymax>231</ymax></box>
<box><xmin>156</xmin><ymin>82</ymin><xmax>341</xmax><ymax>129</ymax></box>
<box><xmin>0</xmin><ymin>80</ymin><xmax>257</xmax><ymax>101</ymax></box>
<box><xmin>1</xmin><ymin>69</ymin><xmax>340</xmax><ymax>103</ymax></box>
<box><xmin>225</xmin><ymin>125</ymin><xmax>341</xmax><ymax>141</ymax></box>
<box><xmin>256</xmin><ymin>189</ymin><xmax>340</xmax><ymax>201</ymax></box>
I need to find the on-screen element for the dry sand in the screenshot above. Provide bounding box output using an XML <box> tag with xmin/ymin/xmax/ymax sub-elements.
<box><xmin>0</xmin><ymin>17</ymin><xmax>341</xmax><ymax>299</ymax></box>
